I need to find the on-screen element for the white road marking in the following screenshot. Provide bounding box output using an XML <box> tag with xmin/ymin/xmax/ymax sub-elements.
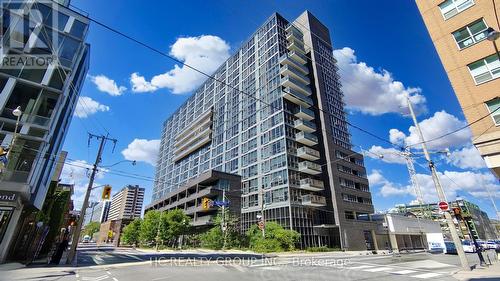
<box><xmin>390</xmin><ymin>270</ymin><xmax>417</xmax><ymax>275</ymax></box>
<box><xmin>411</xmin><ymin>273</ymin><xmax>442</xmax><ymax>279</ymax></box>
<box><xmin>363</xmin><ymin>267</ymin><xmax>393</xmax><ymax>272</ymax></box>
<box><xmin>112</xmin><ymin>278</ymin><xmax>118</xmax><ymax>281</ymax></box>
<box><xmin>348</xmin><ymin>265</ymin><xmax>375</xmax><ymax>269</ymax></box>
<box><xmin>106</xmin><ymin>271</ymin><xmax>111</xmax><ymax>275</ymax></box>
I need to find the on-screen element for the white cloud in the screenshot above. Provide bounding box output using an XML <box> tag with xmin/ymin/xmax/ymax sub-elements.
<box><xmin>121</xmin><ymin>139</ymin><xmax>161</xmax><ymax>166</ymax></box>
<box><xmin>368</xmin><ymin>170</ymin><xmax>411</xmax><ymax>197</ymax></box>
<box><xmin>446</xmin><ymin>145</ymin><xmax>487</xmax><ymax>170</ymax></box>
<box><xmin>390</xmin><ymin>110</ymin><xmax>472</xmax><ymax>150</ymax></box>
<box><xmin>333</xmin><ymin>47</ymin><xmax>427</xmax><ymax>116</ymax></box>
<box><xmin>89</xmin><ymin>74</ymin><xmax>127</xmax><ymax>96</ymax></box>
<box><xmin>130</xmin><ymin>35</ymin><xmax>230</xmax><ymax>94</ymax></box>
<box><xmin>74</xmin><ymin>96</ymin><xmax>110</xmax><ymax>118</ymax></box>
<box><xmin>60</xmin><ymin>159</ymin><xmax>107</xmax><ymax>210</ymax></box>
<box><xmin>368</xmin><ymin>169</ymin><xmax>500</xmax><ymax>203</ymax></box>
<box><xmin>367</xmin><ymin>145</ymin><xmax>406</xmax><ymax>164</ymax></box>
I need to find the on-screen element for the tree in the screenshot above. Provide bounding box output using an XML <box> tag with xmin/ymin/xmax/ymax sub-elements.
<box><xmin>140</xmin><ymin>210</ymin><xmax>161</xmax><ymax>246</ymax></box>
<box><xmin>164</xmin><ymin>209</ymin><xmax>191</xmax><ymax>245</ymax></box>
<box><xmin>200</xmin><ymin>210</ymin><xmax>244</xmax><ymax>250</ymax></box>
<box><xmin>246</xmin><ymin>221</ymin><xmax>300</xmax><ymax>252</ymax></box>
<box><xmin>121</xmin><ymin>218</ymin><xmax>142</xmax><ymax>246</ymax></box>
<box><xmin>83</xmin><ymin>221</ymin><xmax>101</xmax><ymax>237</ymax></box>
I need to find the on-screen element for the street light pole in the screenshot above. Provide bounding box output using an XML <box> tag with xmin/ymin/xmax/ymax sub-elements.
<box><xmin>6</xmin><ymin>106</ymin><xmax>23</xmax><ymax>160</ymax></box>
<box><xmin>486</xmin><ymin>27</ymin><xmax>500</xmax><ymax>59</ymax></box>
<box><xmin>406</xmin><ymin>97</ymin><xmax>470</xmax><ymax>271</ymax></box>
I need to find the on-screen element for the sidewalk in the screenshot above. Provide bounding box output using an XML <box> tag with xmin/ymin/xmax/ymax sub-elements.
<box><xmin>453</xmin><ymin>262</ymin><xmax>500</xmax><ymax>281</ymax></box>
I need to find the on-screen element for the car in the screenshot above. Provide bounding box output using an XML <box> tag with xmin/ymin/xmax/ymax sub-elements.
<box><xmin>462</xmin><ymin>240</ymin><xmax>476</xmax><ymax>253</ymax></box>
<box><xmin>82</xmin><ymin>235</ymin><xmax>91</xmax><ymax>243</ymax></box>
<box><xmin>486</xmin><ymin>241</ymin><xmax>499</xmax><ymax>250</ymax></box>
<box><xmin>476</xmin><ymin>240</ymin><xmax>488</xmax><ymax>250</ymax></box>
<box><xmin>444</xmin><ymin>241</ymin><xmax>457</xmax><ymax>254</ymax></box>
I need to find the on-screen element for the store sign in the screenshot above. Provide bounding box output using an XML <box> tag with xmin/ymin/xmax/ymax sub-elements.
<box><xmin>0</xmin><ymin>191</ymin><xmax>18</xmax><ymax>202</ymax></box>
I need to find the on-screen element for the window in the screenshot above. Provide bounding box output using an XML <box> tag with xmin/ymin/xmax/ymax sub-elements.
<box><xmin>452</xmin><ymin>19</ymin><xmax>488</xmax><ymax>49</ymax></box>
<box><xmin>439</xmin><ymin>0</ymin><xmax>474</xmax><ymax>20</ymax></box>
<box><xmin>486</xmin><ymin>99</ymin><xmax>500</xmax><ymax>125</ymax></box>
<box><xmin>468</xmin><ymin>54</ymin><xmax>500</xmax><ymax>84</ymax></box>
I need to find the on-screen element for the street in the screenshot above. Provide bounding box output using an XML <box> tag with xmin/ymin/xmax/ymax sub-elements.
<box><xmin>3</xmin><ymin>246</ymin><xmax>499</xmax><ymax>281</ymax></box>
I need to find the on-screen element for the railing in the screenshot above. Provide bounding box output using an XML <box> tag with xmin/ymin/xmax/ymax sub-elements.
<box><xmin>301</xmin><ymin>194</ymin><xmax>326</xmax><ymax>206</ymax></box>
<box><xmin>293</xmin><ymin>106</ymin><xmax>314</xmax><ymax>120</ymax></box>
<box><xmin>297</xmin><ymin>146</ymin><xmax>320</xmax><ymax>158</ymax></box>
<box><xmin>1</xmin><ymin>108</ymin><xmax>51</xmax><ymax>127</ymax></box>
<box><xmin>296</xmin><ymin>131</ymin><xmax>318</xmax><ymax>144</ymax></box>
<box><xmin>299</xmin><ymin>161</ymin><xmax>321</xmax><ymax>172</ymax></box>
<box><xmin>294</xmin><ymin>119</ymin><xmax>316</xmax><ymax>131</ymax></box>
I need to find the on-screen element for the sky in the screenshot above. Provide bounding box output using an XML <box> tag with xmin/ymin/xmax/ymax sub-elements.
<box><xmin>60</xmin><ymin>0</ymin><xmax>500</xmax><ymax>219</ymax></box>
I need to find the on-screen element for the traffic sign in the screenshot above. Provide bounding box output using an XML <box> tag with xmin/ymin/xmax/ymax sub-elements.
<box><xmin>213</xmin><ymin>200</ymin><xmax>229</xmax><ymax>207</ymax></box>
<box><xmin>438</xmin><ymin>201</ymin><xmax>449</xmax><ymax>211</ymax></box>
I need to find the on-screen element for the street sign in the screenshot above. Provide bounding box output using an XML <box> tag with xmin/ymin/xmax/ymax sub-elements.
<box><xmin>213</xmin><ymin>200</ymin><xmax>229</xmax><ymax>207</ymax></box>
<box><xmin>438</xmin><ymin>201</ymin><xmax>449</xmax><ymax>211</ymax></box>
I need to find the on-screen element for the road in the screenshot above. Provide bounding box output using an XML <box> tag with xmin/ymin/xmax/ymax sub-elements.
<box><xmin>3</xmin><ymin>245</ymin><xmax>499</xmax><ymax>281</ymax></box>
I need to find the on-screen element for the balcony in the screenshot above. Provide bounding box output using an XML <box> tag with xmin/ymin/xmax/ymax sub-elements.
<box><xmin>287</xmin><ymin>39</ymin><xmax>306</xmax><ymax>54</ymax></box>
<box><xmin>286</xmin><ymin>27</ymin><xmax>303</xmax><ymax>42</ymax></box>
<box><xmin>295</xmin><ymin>131</ymin><xmax>318</xmax><ymax>146</ymax></box>
<box><xmin>288</xmin><ymin>50</ymin><xmax>307</xmax><ymax>65</ymax></box>
<box><xmin>281</xmin><ymin>76</ymin><xmax>312</xmax><ymax>97</ymax></box>
<box><xmin>297</xmin><ymin>146</ymin><xmax>320</xmax><ymax>161</ymax></box>
<box><xmin>280</xmin><ymin>64</ymin><xmax>310</xmax><ymax>85</ymax></box>
<box><xmin>192</xmin><ymin>215</ymin><xmax>214</xmax><ymax>226</ymax></box>
<box><xmin>299</xmin><ymin>178</ymin><xmax>324</xmax><ymax>192</ymax></box>
<box><xmin>302</xmin><ymin>194</ymin><xmax>327</xmax><ymax>207</ymax></box>
<box><xmin>1</xmin><ymin>108</ymin><xmax>51</xmax><ymax>128</ymax></box>
<box><xmin>293</xmin><ymin>106</ymin><xmax>314</xmax><ymax>121</ymax></box>
<box><xmin>282</xmin><ymin>87</ymin><xmax>313</xmax><ymax>108</ymax></box>
<box><xmin>299</xmin><ymin>161</ymin><xmax>322</xmax><ymax>175</ymax></box>
<box><xmin>294</xmin><ymin>119</ymin><xmax>316</xmax><ymax>133</ymax></box>
<box><xmin>279</xmin><ymin>55</ymin><xmax>309</xmax><ymax>75</ymax></box>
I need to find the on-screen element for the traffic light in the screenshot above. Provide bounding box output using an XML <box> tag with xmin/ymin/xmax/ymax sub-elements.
<box><xmin>102</xmin><ymin>185</ymin><xmax>112</xmax><ymax>200</ymax></box>
<box><xmin>202</xmin><ymin>197</ymin><xmax>210</xmax><ymax>210</ymax></box>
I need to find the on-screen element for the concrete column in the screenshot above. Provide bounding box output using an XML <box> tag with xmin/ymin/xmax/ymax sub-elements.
<box><xmin>389</xmin><ymin>233</ymin><xmax>399</xmax><ymax>253</ymax></box>
<box><xmin>371</xmin><ymin>230</ymin><xmax>379</xmax><ymax>251</ymax></box>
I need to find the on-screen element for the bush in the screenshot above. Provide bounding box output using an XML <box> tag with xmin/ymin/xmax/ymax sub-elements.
<box><xmin>121</xmin><ymin>218</ymin><xmax>142</xmax><ymax>246</ymax></box>
<box><xmin>246</xmin><ymin>221</ymin><xmax>300</xmax><ymax>252</ymax></box>
<box><xmin>200</xmin><ymin>227</ymin><xmax>224</xmax><ymax>250</ymax></box>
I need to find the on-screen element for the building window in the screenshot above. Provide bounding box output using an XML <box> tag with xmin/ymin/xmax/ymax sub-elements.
<box><xmin>439</xmin><ymin>0</ymin><xmax>474</xmax><ymax>20</ymax></box>
<box><xmin>468</xmin><ymin>54</ymin><xmax>500</xmax><ymax>84</ymax></box>
<box><xmin>485</xmin><ymin>99</ymin><xmax>500</xmax><ymax>125</ymax></box>
<box><xmin>344</xmin><ymin>211</ymin><xmax>355</xmax><ymax>220</ymax></box>
<box><xmin>452</xmin><ymin>19</ymin><xmax>488</xmax><ymax>49</ymax></box>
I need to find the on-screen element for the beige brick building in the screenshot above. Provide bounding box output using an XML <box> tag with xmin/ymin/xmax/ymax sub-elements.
<box><xmin>415</xmin><ymin>0</ymin><xmax>500</xmax><ymax>176</ymax></box>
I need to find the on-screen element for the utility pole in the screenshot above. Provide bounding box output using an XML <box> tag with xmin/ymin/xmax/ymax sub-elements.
<box><xmin>407</xmin><ymin>97</ymin><xmax>470</xmax><ymax>271</ymax></box>
<box><xmin>66</xmin><ymin>133</ymin><xmax>117</xmax><ymax>264</ymax></box>
<box><xmin>221</xmin><ymin>189</ymin><xmax>227</xmax><ymax>249</ymax></box>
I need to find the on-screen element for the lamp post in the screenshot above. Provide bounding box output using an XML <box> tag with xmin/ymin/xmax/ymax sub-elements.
<box><xmin>6</xmin><ymin>106</ymin><xmax>23</xmax><ymax>160</ymax></box>
<box><xmin>486</xmin><ymin>27</ymin><xmax>500</xmax><ymax>59</ymax></box>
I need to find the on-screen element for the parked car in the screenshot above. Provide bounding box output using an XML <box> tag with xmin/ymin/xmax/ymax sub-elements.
<box><xmin>476</xmin><ymin>240</ymin><xmax>488</xmax><ymax>250</ymax></box>
<box><xmin>444</xmin><ymin>241</ymin><xmax>457</xmax><ymax>254</ymax></box>
<box><xmin>462</xmin><ymin>240</ymin><xmax>476</xmax><ymax>253</ymax></box>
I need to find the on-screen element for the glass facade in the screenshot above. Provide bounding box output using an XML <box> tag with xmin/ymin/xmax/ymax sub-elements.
<box><xmin>153</xmin><ymin>12</ymin><xmax>374</xmax><ymax>249</ymax></box>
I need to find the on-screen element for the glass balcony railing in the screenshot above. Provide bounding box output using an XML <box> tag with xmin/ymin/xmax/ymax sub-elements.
<box><xmin>294</xmin><ymin>119</ymin><xmax>316</xmax><ymax>133</ymax></box>
<box><xmin>300</xmin><ymin>178</ymin><xmax>324</xmax><ymax>190</ymax></box>
<box><xmin>293</xmin><ymin>106</ymin><xmax>314</xmax><ymax>121</ymax></box>
<box><xmin>1</xmin><ymin>108</ymin><xmax>51</xmax><ymax>128</ymax></box>
<box><xmin>280</xmin><ymin>64</ymin><xmax>310</xmax><ymax>85</ymax></box>
<box><xmin>295</xmin><ymin>131</ymin><xmax>318</xmax><ymax>146</ymax></box>
<box><xmin>282</xmin><ymin>87</ymin><xmax>313</xmax><ymax>108</ymax></box>
<box><xmin>298</xmin><ymin>161</ymin><xmax>322</xmax><ymax>175</ymax></box>
<box><xmin>281</xmin><ymin>75</ymin><xmax>312</xmax><ymax>96</ymax></box>
<box><xmin>301</xmin><ymin>194</ymin><xmax>327</xmax><ymax>207</ymax></box>
<box><xmin>279</xmin><ymin>55</ymin><xmax>309</xmax><ymax>74</ymax></box>
<box><xmin>297</xmin><ymin>146</ymin><xmax>320</xmax><ymax>160</ymax></box>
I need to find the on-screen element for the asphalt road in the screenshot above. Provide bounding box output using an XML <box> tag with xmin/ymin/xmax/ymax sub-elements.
<box><xmin>68</xmin><ymin>247</ymin><xmax>499</xmax><ymax>281</ymax></box>
<box><xmin>3</xmin><ymin>246</ymin><xmax>498</xmax><ymax>281</ymax></box>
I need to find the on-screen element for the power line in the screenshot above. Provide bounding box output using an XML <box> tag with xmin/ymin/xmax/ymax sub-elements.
<box><xmin>67</xmin><ymin>4</ymin><xmax>398</xmax><ymax>150</ymax></box>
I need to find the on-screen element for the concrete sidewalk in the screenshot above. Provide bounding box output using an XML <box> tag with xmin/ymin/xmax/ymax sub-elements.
<box><xmin>453</xmin><ymin>262</ymin><xmax>500</xmax><ymax>281</ymax></box>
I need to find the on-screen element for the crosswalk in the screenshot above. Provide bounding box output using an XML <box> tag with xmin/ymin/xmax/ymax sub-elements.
<box><xmin>343</xmin><ymin>264</ymin><xmax>446</xmax><ymax>279</ymax></box>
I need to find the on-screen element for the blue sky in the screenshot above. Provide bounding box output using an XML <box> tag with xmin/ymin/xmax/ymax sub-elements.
<box><xmin>60</xmin><ymin>0</ymin><xmax>500</xmax><ymax>218</ymax></box>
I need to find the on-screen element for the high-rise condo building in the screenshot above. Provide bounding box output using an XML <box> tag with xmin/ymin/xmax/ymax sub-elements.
<box><xmin>152</xmin><ymin>11</ymin><xmax>376</xmax><ymax>250</ymax></box>
<box><xmin>416</xmin><ymin>0</ymin><xmax>500</xmax><ymax>178</ymax></box>
<box><xmin>108</xmin><ymin>185</ymin><xmax>144</xmax><ymax>221</ymax></box>
<box><xmin>0</xmin><ymin>0</ymin><xmax>89</xmax><ymax>262</ymax></box>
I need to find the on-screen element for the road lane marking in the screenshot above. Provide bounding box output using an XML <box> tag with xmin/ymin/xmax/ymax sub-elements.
<box><xmin>411</xmin><ymin>273</ymin><xmax>442</xmax><ymax>279</ymax></box>
<box><xmin>390</xmin><ymin>270</ymin><xmax>417</xmax><ymax>275</ymax></box>
<box><xmin>112</xmin><ymin>278</ymin><xmax>118</xmax><ymax>281</ymax></box>
<box><xmin>363</xmin><ymin>267</ymin><xmax>393</xmax><ymax>272</ymax></box>
<box><xmin>348</xmin><ymin>265</ymin><xmax>375</xmax><ymax>269</ymax></box>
